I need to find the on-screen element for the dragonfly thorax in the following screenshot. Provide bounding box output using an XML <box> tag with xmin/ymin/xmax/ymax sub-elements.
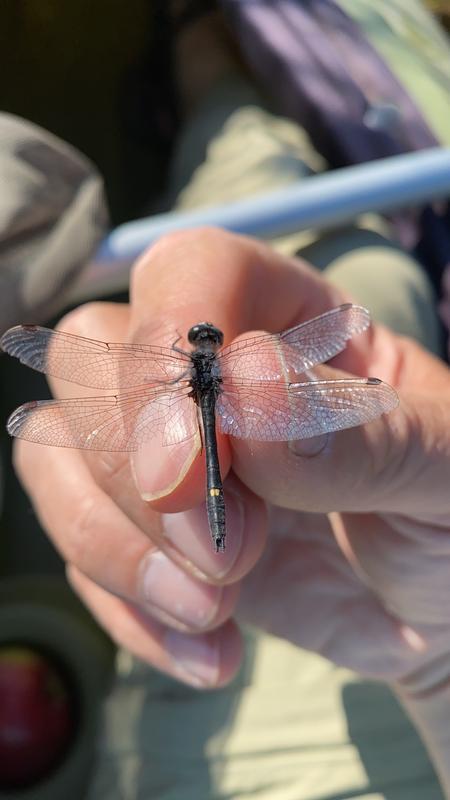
<box><xmin>190</xmin><ymin>349</ymin><xmax>222</xmax><ymax>395</ymax></box>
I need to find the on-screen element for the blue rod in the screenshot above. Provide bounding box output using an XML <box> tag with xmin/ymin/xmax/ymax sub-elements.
<box><xmin>95</xmin><ymin>148</ymin><xmax>450</xmax><ymax>262</ymax></box>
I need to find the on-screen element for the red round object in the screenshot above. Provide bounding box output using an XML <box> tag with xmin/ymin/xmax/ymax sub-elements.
<box><xmin>0</xmin><ymin>645</ymin><xmax>75</xmax><ymax>789</ymax></box>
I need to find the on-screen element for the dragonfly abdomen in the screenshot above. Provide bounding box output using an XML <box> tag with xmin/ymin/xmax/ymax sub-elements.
<box><xmin>198</xmin><ymin>388</ymin><xmax>226</xmax><ymax>552</ymax></box>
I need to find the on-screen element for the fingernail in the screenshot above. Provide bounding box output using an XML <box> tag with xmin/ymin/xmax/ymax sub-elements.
<box><xmin>163</xmin><ymin>490</ymin><xmax>245</xmax><ymax>579</ymax></box>
<box><xmin>289</xmin><ymin>433</ymin><xmax>328</xmax><ymax>457</ymax></box>
<box><xmin>164</xmin><ymin>629</ymin><xmax>220</xmax><ymax>687</ymax></box>
<box><xmin>138</xmin><ymin>550</ymin><xmax>221</xmax><ymax>629</ymax></box>
<box><xmin>131</xmin><ymin>435</ymin><xmax>200</xmax><ymax>501</ymax></box>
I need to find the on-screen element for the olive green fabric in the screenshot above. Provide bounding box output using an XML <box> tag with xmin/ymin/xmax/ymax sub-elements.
<box><xmin>338</xmin><ymin>0</ymin><xmax>450</xmax><ymax>146</ymax></box>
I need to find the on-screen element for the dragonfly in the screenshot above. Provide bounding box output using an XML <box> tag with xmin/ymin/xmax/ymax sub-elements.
<box><xmin>1</xmin><ymin>303</ymin><xmax>398</xmax><ymax>552</ymax></box>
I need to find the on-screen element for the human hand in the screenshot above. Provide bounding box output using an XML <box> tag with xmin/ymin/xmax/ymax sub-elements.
<box><xmin>11</xmin><ymin>228</ymin><xmax>450</xmax><ymax>695</ymax></box>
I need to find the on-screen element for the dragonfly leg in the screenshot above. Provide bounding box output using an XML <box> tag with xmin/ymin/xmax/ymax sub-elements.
<box><xmin>171</xmin><ymin>333</ymin><xmax>191</xmax><ymax>357</ymax></box>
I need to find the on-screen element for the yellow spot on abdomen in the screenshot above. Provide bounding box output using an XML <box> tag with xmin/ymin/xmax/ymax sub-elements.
<box><xmin>209</xmin><ymin>488</ymin><xmax>221</xmax><ymax>497</ymax></box>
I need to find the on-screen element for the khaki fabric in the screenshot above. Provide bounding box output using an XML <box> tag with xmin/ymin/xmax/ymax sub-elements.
<box><xmin>89</xmin><ymin>634</ymin><xmax>443</xmax><ymax>800</ymax></box>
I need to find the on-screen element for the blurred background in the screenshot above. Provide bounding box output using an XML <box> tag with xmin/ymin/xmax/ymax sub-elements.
<box><xmin>0</xmin><ymin>4</ymin><xmax>171</xmax><ymax>797</ymax></box>
<box><xmin>0</xmin><ymin>1</ymin><xmax>449</xmax><ymax>798</ymax></box>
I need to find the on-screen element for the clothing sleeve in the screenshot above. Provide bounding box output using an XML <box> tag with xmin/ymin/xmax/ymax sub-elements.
<box><xmin>0</xmin><ymin>112</ymin><xmax>109</xmax><ymax>334</ymax></box>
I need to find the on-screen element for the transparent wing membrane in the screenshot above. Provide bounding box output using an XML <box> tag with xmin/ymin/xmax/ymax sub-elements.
<box><xmin>6</xmin><ymin>385</ymin><xmax>197</xmax><ymax>451</ymax></box>
<box><xmin>0</xmin><ymin>325</ymin><xmax>190</xmax><ymax>389</ymax></box>
<box><xmin>217</xmin><ymin>377</ymin><xmax>398</xmax><ymax>441</ymax></box>
<box><xmin>218</xmin><ymin>304</ymin><xmax>370</xmax><ymax>380</ymax></box>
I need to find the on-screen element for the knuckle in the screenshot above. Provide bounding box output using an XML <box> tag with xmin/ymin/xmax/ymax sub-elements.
<box><xmin>88</xmin><ymin>451</ymin><xmax>129</xmax><ymax>489</ymax></box>
<box><xmin>65</xmin><ymin>492</ymin><xmax>103</xmax><ymax>566</ymax></box>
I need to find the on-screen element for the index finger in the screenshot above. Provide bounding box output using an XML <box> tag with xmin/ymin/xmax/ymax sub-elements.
<box><xmin>129</xmin><ymin>226</ymin><xmax>354</xmax><ymax>507</ymax></box>
<box><xmin>130</xmin><ymin>227</ymin><xmax>345</xmax><ymax>344</ymax></box>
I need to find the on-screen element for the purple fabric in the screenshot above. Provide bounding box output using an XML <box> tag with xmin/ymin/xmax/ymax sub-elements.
<box><xmin>220</xmin><ymin>0</ymin><xmax>450</xmax><ymax>297</ymax></box>
<box><xmin>221</xmin><ymin>0</ymin><xmax>437</xmax><ymax>165</ymax></box>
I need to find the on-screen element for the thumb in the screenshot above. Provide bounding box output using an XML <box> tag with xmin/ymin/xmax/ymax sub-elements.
<box><xmin>230</xmin><ymin>365</ymin><xmax>450</xmax><ymax>518</ymax></box>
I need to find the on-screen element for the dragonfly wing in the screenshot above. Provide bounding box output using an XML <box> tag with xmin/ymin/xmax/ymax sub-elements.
<box><xmin>217</xmin><ymin>304</ymin><xmax>371</xmax><ymax>380</ymax></box>
<box><xmin>0</xmin><ymin>326</ymin><xmax>190</xmax><ymax>389</ymax></box>
<box><xmin>279</xmin><ymin>303</ymin><xmax>371</xmax><ymax>373</ymax></box>
<box><xmin>217</xmin><ymin>378</ymin><xmax>398</xmax><ymax>441</ymax></box>
<box><xmin>6</xmin><ymin>385</ymin><xmax>198</xmax><ymax>451</ymax></box>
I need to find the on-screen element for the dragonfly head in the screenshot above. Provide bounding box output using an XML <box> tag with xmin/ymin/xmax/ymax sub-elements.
<box><xmin>188</xmin><ymin>323</ymin><xmax>224</xmax><ymax>351</ymax></box>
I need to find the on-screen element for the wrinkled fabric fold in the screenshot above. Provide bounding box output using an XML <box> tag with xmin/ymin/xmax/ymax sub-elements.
<box><xmin>0</xmin><ymin>113</ymin><xmax>108</xmax><ymax>333</ymax></box>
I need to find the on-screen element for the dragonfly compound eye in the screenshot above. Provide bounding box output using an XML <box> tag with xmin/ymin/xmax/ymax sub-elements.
<box><xmin>188</xmin><ymin>323</ymin><xmax>224</xmax><ymax>348</ymax></box>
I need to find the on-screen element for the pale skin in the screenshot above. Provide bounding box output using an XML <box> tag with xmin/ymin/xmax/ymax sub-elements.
<box><xmin>12</xmin><ymin>228</ymin><xmax>450</xmax><ymax>793</ymax></box>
